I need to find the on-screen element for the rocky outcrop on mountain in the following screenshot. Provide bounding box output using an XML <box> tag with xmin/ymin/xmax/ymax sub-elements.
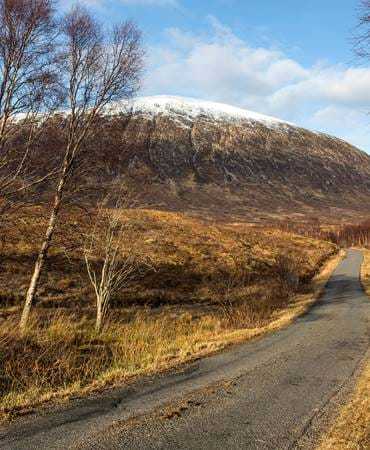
<box><xmin>97</xmin><ymin>96</ymin><xmax>370</xmax><ymax>223</ymax></box>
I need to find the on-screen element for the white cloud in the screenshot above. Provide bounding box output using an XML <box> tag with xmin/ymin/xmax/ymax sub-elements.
<box><xmin>306</xmin><ymin>107</ymin><xmax>370</xmax><ymax>150</ymax></box>
<box><xmin>144</xmin><ymin>17</ymin><xmax>370</xmax><ymax>152</ymax></box>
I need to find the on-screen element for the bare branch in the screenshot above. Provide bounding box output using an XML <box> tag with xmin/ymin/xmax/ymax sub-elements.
<box><xmin>83</xmin><ymin>194</ymin><xmax>139</xmax><ymax>333</ymax></box>
<box><xmin>20</xmin><ymin>5</ymin><xmax>144</xmax><ymax>330</ymax></box>
<box><xmin>353</xmin><ymin>1</ymin><xmax>370</xmax><ymax>59</ymax></box>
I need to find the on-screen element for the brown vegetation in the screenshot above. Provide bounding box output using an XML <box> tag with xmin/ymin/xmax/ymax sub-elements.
<box><xmin>0</xmin><ymin>208</ymin><xmax>338</xmax><ymax>310</ymax></box>
<box><xmin>266</xmin><ymin>218</ymin><xmax>370</xmax><ymax>248</ymax></box>
<box><xmin>0</xmin><ymin>207</ymin><xmax>339</xmax><ymax>420</ymax></box>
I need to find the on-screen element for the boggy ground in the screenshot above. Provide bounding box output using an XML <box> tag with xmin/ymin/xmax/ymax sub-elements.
<box><xmin>0</xmin><ymin>208</ymin><xmax>338</xmax><ymax>420</ymax></box>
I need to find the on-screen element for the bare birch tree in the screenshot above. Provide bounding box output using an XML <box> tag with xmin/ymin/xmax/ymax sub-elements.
<box><xmin>20</xmin><ymin>5</ymin><xmax>143</xmax><ymax>331</ymax></box>
<box><xmin>84</xmin><ymin>199</ymin><xmax>137</xmax><ymax>334</ymax></box>
<box><xmin>0</xmin><ymin>0</ymin><xmax>62</xmax><ymax>273</ymax></box>
<box><xmin>0</xmin><ymin>0</ymin><xmax>60</xmax><ymax>198</ymax></box>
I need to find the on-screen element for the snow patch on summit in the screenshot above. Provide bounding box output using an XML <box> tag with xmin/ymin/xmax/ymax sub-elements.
<box><xmin>106</xmin><ymin>96</ymin><xmax>294</xmax><ymax>129</ymax></box>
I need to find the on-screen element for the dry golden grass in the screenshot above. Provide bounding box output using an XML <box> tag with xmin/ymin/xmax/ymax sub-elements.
<box><xmin>0</xmin><ymin>244</ymin><xmax>342</xmax><ymax>422</ymax></box>
<box><xmin>318</xmin><ymin>249</ymin><xmax>370</xmax><ymax>450</ymax></box>
<box><xmin>0</xmin><ymin>208</ymin><xmax>338</xmax><ymax>309</ymax></box>
<box><xmin>318</xmin><ymin>362</ymin><xmax>369</xmax><ymax>450</ymax></box>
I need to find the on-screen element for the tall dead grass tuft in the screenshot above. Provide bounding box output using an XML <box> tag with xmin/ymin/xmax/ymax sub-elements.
<box><xmin>0</xmin><ymin>209</ymin><xmax>339</xmax><ymax>419</ymax></box>
<box><xmin>0</xmin><ymin>311</ymin><xmax>225</xmax><ymax>418</ymax></box>
<box><xmin>218</xmin><ymin>254</ymin><xmax>304</xmax><ymax>328</ymax></box>
<box><xmin>0</xmin><ymin>247</ymin><xmax>341</xmax><ymax>421</ymax></box>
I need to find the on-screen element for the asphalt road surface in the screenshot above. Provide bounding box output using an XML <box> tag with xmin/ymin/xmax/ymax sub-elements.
<box><xmin>1</xmin><ymin>249</ymin><xmax>369</xmax><ymax>450</ymax></box>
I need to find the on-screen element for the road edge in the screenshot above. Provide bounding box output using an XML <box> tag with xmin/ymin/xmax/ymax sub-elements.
<box><xmin>1</xmin><ymin>248</ymin><xmax>344</xmax><ymax>424</ymax></box>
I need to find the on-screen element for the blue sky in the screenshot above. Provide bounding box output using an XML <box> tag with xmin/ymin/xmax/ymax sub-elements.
<box><xmin>65</xmin><ymin>0</ymin><xmax>370</xmax><ymax>151</ymax></box>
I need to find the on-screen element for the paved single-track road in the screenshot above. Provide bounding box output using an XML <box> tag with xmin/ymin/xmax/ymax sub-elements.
<box><xmin>1</xmin><ymin>249</ymin><xmax>369</xmax><ymax>449</ymax></box>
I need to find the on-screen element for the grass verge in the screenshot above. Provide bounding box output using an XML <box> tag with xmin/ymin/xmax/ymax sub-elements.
<box><xmin>0</xmin><ymin>249</ymin><xmax>343</xmax><ymax>422</ymax></box>
<box><xmin>318</xmin><ymin>249</ymin><xmax>370</xmax><ymax>450</ymax></box>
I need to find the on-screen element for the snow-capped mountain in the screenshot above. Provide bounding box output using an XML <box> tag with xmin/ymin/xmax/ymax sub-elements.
<box><xmin>93</xmin><ymin>95</ymin><xmax>370</xmax><ymax>222</ymax></box>
<box><xmin>107</xmin><ymin>95</ymin><xmax>294</xmax><ymax>129</ymax></box>
<box><xmin>34</xmin><ymin>96</ymin><xmax>370</xmax><ymax>222</ymax></box>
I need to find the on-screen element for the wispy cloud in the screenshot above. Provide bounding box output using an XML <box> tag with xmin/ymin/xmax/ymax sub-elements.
<box><xmin>144</xmin><ymin>16</ymin><xmax>370</xmax><ymax>151</ymax></box>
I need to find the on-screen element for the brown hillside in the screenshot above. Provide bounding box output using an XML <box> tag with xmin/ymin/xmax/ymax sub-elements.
<box><xmin>94</xmin><ymin>97</ymin><xmax>370</xmax><ymax>223</ymax></box>
<box><xmin>11</xmin><ymin>96</ymin><xmax>370</xmax><ymax>224</ymax></box>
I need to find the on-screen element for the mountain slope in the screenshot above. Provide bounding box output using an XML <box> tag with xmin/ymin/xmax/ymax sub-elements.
<box><xmin>96</xmin><ymin>96</ymin><xmax>370</xmax><ymax>223</ymax></box>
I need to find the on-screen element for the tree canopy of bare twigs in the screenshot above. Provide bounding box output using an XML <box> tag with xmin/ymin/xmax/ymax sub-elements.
<box><xmin>354</xmin><ymin>0</ymin><xmax>370</xmax><ymax>59</ymax></box>
<box><xmin>0</xmin><ymin>0</ymin><xmax>61</xmax><ymax>199</ymax></box>
<box><xmin>84</xmin><ymin>197</ymin><xmax>138</xmax><ymax>334</ymax></box>
<box><xmin>20</xmin><ymin>5</ymin><xmax>143</xmax><ymax>331</ymax></box>
<box><xmin>0</xmin><ymin>0</ymin><xmax>64</xmax><ymax>270</ymax></box>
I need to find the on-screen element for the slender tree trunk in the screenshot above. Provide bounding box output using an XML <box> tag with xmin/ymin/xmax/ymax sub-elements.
<box><xmin>0</xmin><ymin>115</ymin><xmax>6</xmax><ymax>141</ymax></box>
<box><xmin>95</xmin><ymin>299</ymin><xmax>103</xmax><ymax>334</ymax></box>
<box><xmin>20</xmin><ymin>171</ymin><xmax>67</xmax><ymax>332</ymax></box>
<box><xmin>0</xmin><ymin>111</ymin><xmax>9</xmax><ymax>150</ymax></box>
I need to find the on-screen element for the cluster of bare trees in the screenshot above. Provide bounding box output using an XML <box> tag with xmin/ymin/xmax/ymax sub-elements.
<box><xmin>263</xmin><ymin>217</ymin><xmax>370</xmax><ymax>249</ymax></box>
<box><xmin>0</xmin><ymin>0</ymin><xmax>144</xmax><ymax>333</ymax></box>
<box><xmin>333</xmin><ymin>222</ymin><xmax>370</xmax><ymax>248</ymax></box>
